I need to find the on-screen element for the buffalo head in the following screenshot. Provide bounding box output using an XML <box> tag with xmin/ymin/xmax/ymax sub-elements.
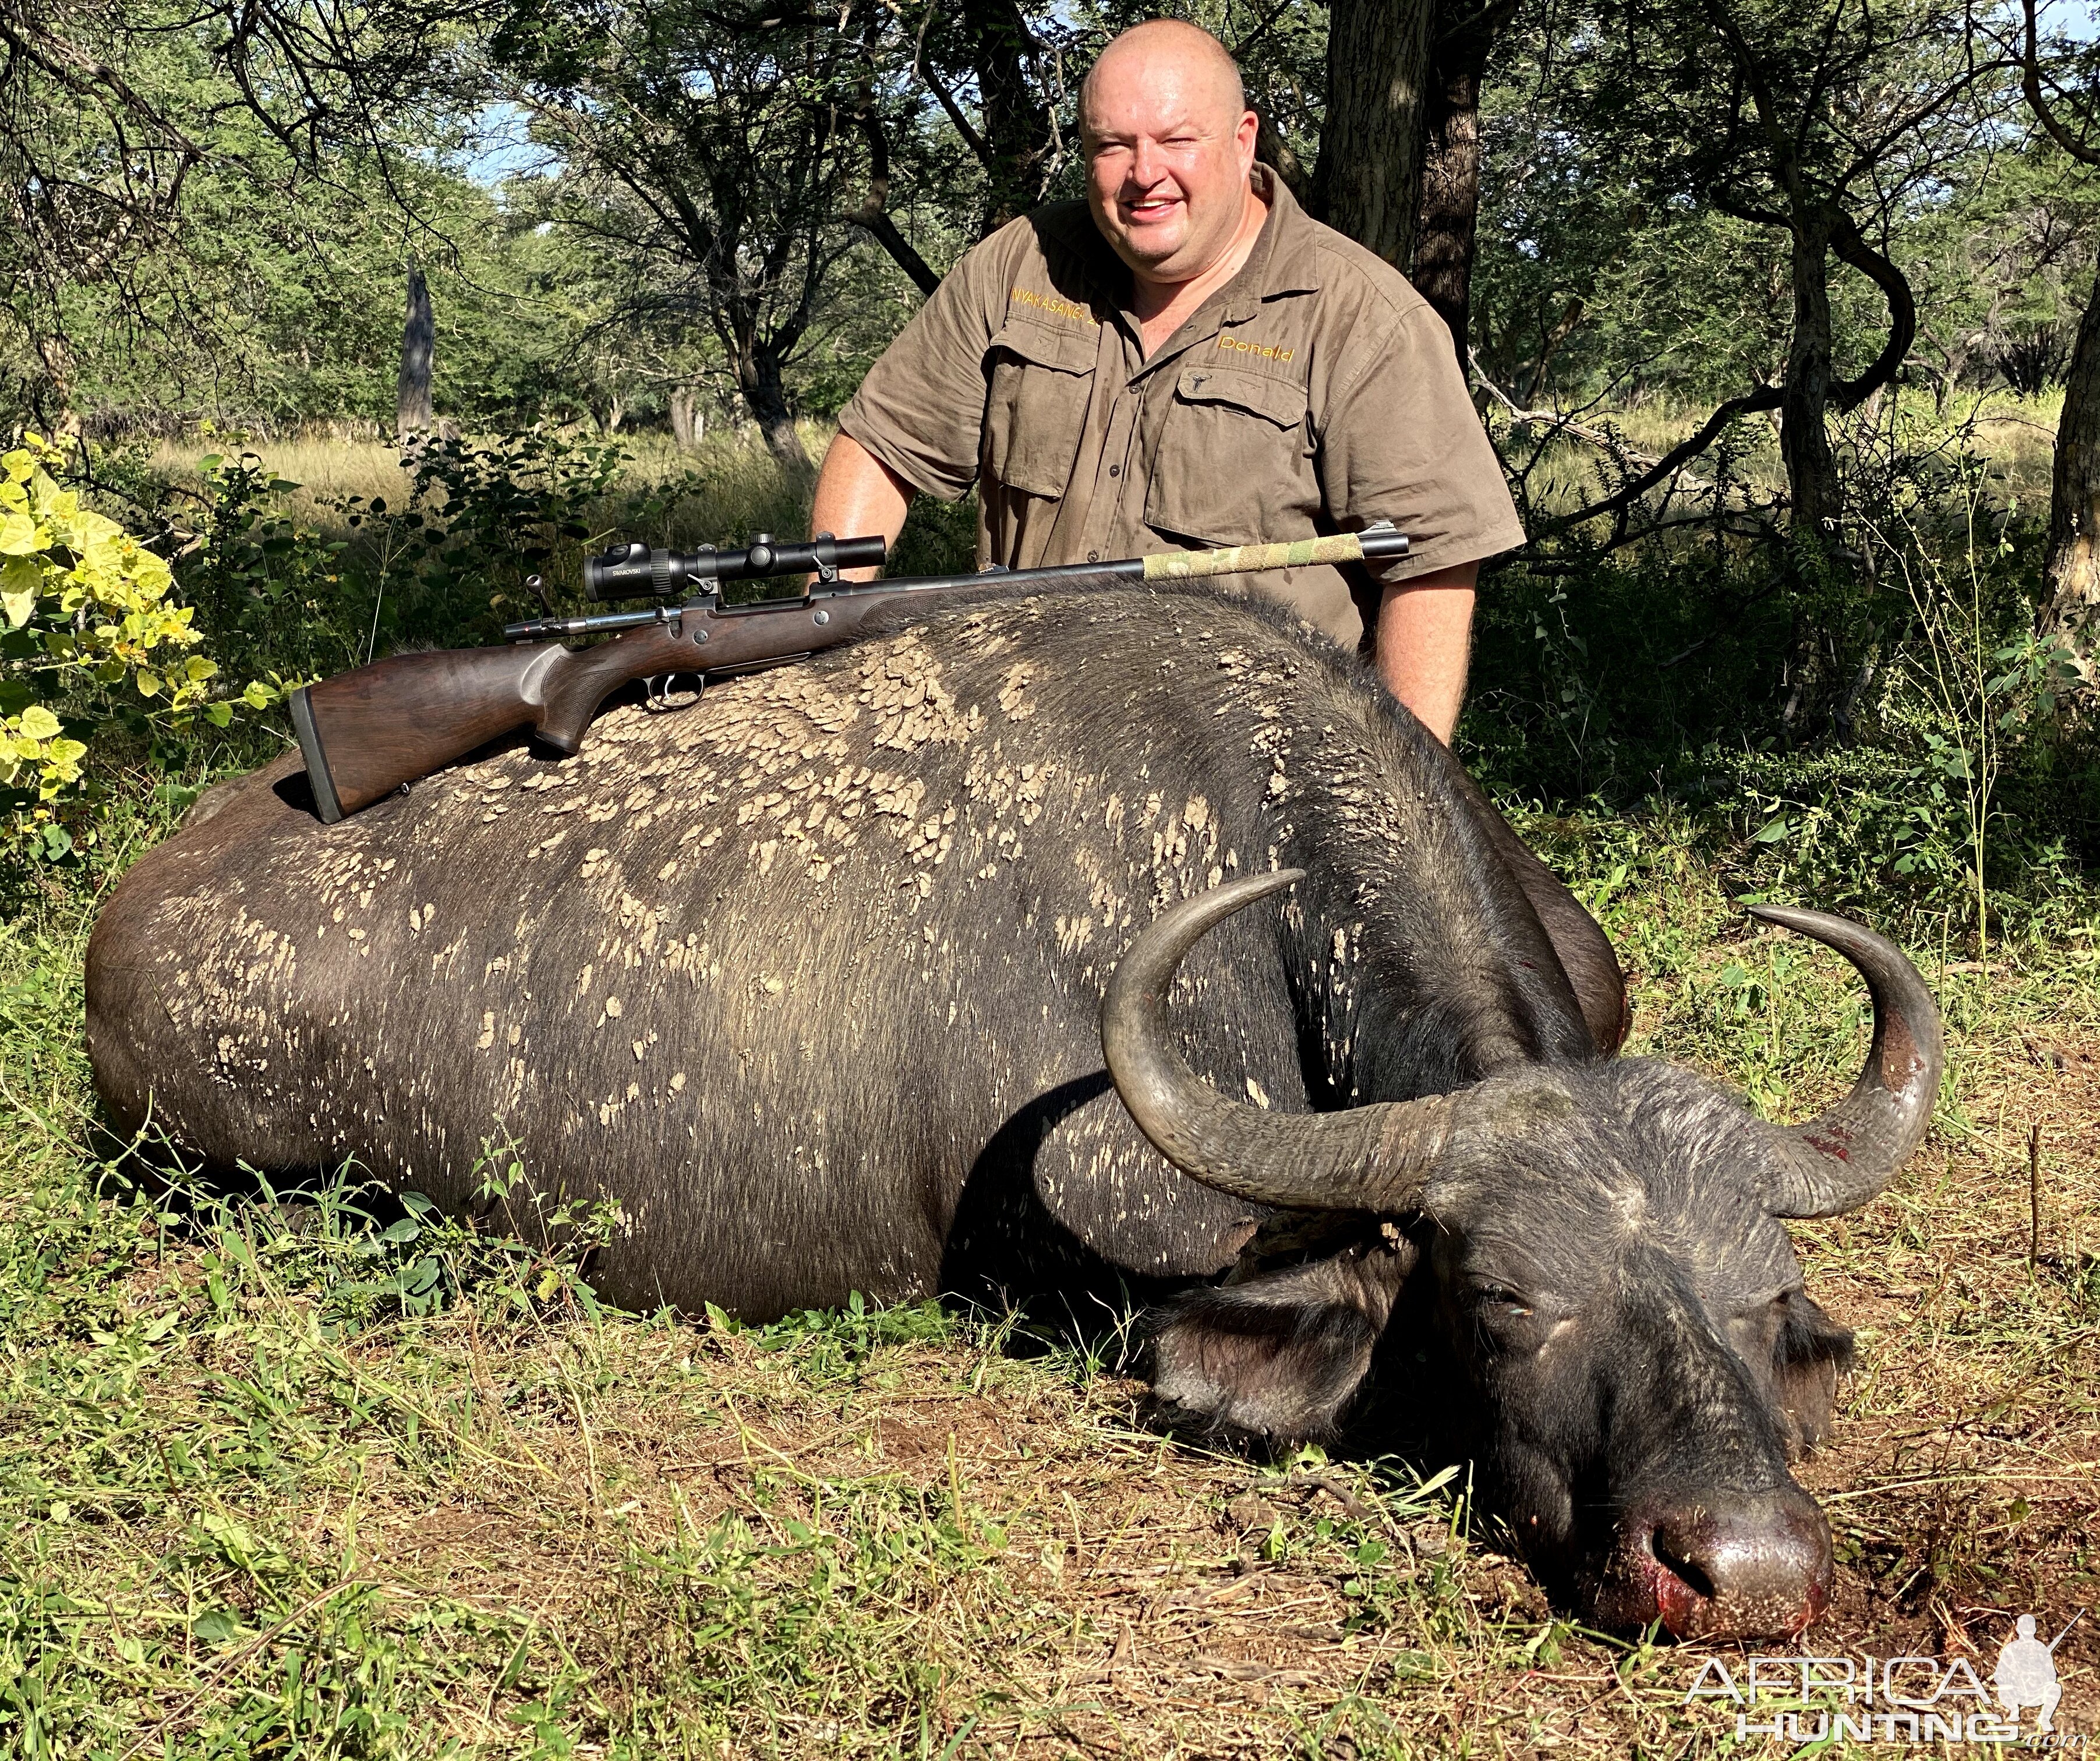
<box><xmin>1100</xmin><ymin>871</ymin><xmax>1943</xmax><ymax>1640</ymax></box>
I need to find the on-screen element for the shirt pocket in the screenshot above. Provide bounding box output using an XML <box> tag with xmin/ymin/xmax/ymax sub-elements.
<box><xmin>982</xmin><ymin>321</ymin><xmax>1098</xmax><ymax>500</ymax></box>
<box><xmin>1144</xmin><ymin>365</ymin><xmax>1312</xmax><ymax>544</ymax></box>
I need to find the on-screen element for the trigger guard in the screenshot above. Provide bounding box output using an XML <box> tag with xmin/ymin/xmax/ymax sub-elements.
<box><xmin>643</xmin><ymin>673</ymin><xmax>706</xmax><ymax>713</ymax></box>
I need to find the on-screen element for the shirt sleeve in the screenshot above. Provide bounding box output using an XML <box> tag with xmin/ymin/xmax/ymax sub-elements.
<box><xmin>838</xmin><ymin>235</ymin><xmax>1008</xmax><ymax>503</ymax></box>
<box><xmin>1317</xmin><ymin>300</ymin><xmax>1526</xmax><ymax>581</ymax></box>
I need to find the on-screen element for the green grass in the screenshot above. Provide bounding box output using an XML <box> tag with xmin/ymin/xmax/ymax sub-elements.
<box><xmin>3</xmin><ymin>785</ymin><xmax>2097</xmax><ymax>1756</ymax></box>
<box><xmin>5</xmin><ymin>420</ymin><xmax>2098</xmax><ymax>1752</ymax></box>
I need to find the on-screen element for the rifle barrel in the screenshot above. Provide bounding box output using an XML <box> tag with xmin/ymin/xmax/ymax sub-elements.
<box><xmin>299</xmin><ymin>526</ymin><xmax>1408</xmax><ymax>823</ymax></box>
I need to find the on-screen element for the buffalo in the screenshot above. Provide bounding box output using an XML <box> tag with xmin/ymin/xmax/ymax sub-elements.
<box><xmin>86</xmin><ymin>583</ymin><xmax>1942</xmax><ymax>1640</ymax></box>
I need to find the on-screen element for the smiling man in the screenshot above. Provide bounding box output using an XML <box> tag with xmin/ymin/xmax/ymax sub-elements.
<box><xmin>811</xmin><ymin>18</ymin><xmax>1523</xmax><ymax>742</ymax></box>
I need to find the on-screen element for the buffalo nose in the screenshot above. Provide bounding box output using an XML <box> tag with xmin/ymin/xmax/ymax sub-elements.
<box><xmin>1640</xmin><ymin>1487</ymin><xmax>1834</xmax><ymax>1639</ymax></box>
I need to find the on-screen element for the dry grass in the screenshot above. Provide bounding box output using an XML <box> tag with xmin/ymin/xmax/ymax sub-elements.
<box><xmin>1502</xmin><ymin>386</ymin><xmax>2063</xmax><ymax>518</ymax></box>
<box><xmin>3</xmin><ymin>800</ymin><xmax>2098</xmax><ymax>1756</ymax></box>
<box><xmin>141</xmin><ymin>423</ymin><xmax>840</xmax><ymax>550</ymax></box>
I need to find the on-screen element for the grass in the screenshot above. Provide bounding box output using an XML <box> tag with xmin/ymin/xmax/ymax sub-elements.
<box><xmin>5</xmin><ymin>418</ymin><xmax>2096</xmax><ymax>1752</ymax></box>
<box><xmin>144</xmin><ymin>427</ymin><xmax>835</xmax><ymax>538</ymax></box>
<box><xmin>160</xmin><ymin>387</ymin><xmax>2066</xmax><ymax>539</ymax></box>
<box><xmin>3</xmin><ymin>784</ymin><xmax>2097</xmax><ymax>1757</ymax></box>
<box><xmin>1496</xmin><ymin>384</ymin><xmax>2063</xmax><ymax>519</ymax></box>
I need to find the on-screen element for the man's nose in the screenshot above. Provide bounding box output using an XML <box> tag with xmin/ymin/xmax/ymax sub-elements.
<box><xmin>1129</xmin><ymin>137</ymin><xmax>1163</xmax><ymax>189</ymax></box>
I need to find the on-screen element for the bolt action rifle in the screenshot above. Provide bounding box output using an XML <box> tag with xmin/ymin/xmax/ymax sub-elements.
<box><xmin>289</xmin><ymin>524</ymin><xmax>1409</xmax><ymax>823</ymax></box>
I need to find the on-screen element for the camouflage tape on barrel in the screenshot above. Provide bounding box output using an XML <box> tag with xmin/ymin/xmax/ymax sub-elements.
<box><xmin>1140</xmin><ymin>534</ymin><xmax>1367</xmax><ymax>579</ymax></box>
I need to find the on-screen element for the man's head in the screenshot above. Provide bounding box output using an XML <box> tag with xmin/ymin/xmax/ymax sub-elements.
<box><xmin>1079</xmin><ymin>20</ymin><xmax>1258</xmax><ymax>287</ymax></box>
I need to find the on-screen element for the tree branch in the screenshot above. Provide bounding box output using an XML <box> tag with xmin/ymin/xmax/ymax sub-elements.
<box><xmin>843</xmin><ymin>96</ymin><xmax>941</xmax><ymax>295</ymax></box>
<box><xmin>1827</xmin><ymin>212</ymin><xmax>1918</xmax><ymax>409</ymax></box>
<box><xmin>2023</xmin><ymin>0</ymin><xmax>2100</xmax><ymax>167</ymax></box>
<box><xmin>1534</xmin><ymin>381</ymin><xmax>1786</xmax><ymax>538</ymax></box>
<box><xmin>920</xmin><ymin>59</ymin><xmax>991</xmax><ymax>168</ymax></box>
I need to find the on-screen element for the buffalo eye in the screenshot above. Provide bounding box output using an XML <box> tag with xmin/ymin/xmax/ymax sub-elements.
<box><xmin>1466</xmin><ymin>1284</ymin><xmax>1542</xmax><ymax>1346</ymax></box>
<box><xmin>1473</xmin><ymin>1285</ymin><xmax>1532</xmax><ymax>1317</ymax></box>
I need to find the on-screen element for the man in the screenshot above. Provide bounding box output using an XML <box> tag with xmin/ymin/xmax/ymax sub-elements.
<box><xmin>811</xmin><ymin>18</ymin><xmax>1523</xmax><ymax>743</ymax></box>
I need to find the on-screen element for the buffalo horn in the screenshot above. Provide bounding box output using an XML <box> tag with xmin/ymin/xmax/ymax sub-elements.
<box><xmin>1746</xmin><ymin>903</ymin><xmax>1946</xmax><ymax>1219</ymax></box>
<box><xmin>1100</xmin><ymin>870</ymin><xmax>1463</xmax><ymax>1213</ymax></box>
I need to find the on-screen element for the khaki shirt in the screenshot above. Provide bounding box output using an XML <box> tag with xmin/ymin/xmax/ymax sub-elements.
<box><xmin>839</xmin><ymin>166</ymin><xmax>1525</xmax><ymax>650</ymax></box>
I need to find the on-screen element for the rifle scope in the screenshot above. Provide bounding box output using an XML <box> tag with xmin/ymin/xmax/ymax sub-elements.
<box><xmin>584</xmin><ymin>532</ymin><xmax>887</xmax><ymax>601</ymax></box>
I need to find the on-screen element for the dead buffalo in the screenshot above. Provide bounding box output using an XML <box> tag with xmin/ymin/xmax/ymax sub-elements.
<box><xmin>86</xmin><ymin>584</ymin><xmax>1942</xmax><ymax>1640</ymax></box>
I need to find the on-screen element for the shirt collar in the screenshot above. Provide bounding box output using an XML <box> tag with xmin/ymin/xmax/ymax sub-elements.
<box><xmin>1223</xmin><ymin>164</ymin><xmax>1323</xmax><ymax>320</ymax></box>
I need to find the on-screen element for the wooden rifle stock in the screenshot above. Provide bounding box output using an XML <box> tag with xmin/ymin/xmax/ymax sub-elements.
<box><xmin>290</xmin><ymin>592</ymin><xmax>904</xmax><ymax>822</ymax></box>
<box><xmin>288</xmin><ymin>528</ymin><xmax>1408</xmax><ymax>823</ymax></box>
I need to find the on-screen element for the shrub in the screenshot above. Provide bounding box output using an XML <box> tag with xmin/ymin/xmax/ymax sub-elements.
<box><xmin>0</xmin><ymin>436</ymin><xmax>280</xmax><ymax>857</ymax></box>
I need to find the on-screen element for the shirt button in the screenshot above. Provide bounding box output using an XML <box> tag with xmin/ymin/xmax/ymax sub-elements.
<box><xmin>1109</xmin><ymin>464</ymin><xmax>1120</xmax><ymax>478</ymax></box>
<box><xmin>1087</xmin><ymin>550</ymin><xmax>1100</xmax><ymax>562</ymax></box>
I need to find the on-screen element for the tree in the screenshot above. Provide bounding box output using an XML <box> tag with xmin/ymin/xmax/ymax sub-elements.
<box><xmin>945</xmin><ymin>0</ymin><xmax>1059</xmax><ymax>234</ymax></box>
<box><xmin>2020</xmin><ymin>0</ymin><xmax>2100</xmax><ymax>663</ymax></box>
<box><xmin>1412</xmin><ymin>0</ymin><xmax>1521</xmax><ymax>352</ymax></box>
<box><xmin>1309</xmin><ymin>0</ymin><xmax>1436</xmax><ymax>267</ymax></box>
<box><xmin>1555</xmin><ymin>0</ymin><xmax>2002</xmax><ymax>544</ymax></box>
<box><xmin>397</xmin><ymin>264</ymin><xmax>434</xmax><ymax>437</ymax></box>
<box><xmin>0</xmin><ymin>0</ymin><xmax>478</xmax><ymax>421</ymax></box>
<box><xmin>492</xmin><ymin>1</ymin><xmax>890</xmax><ymax>468</ymax></box>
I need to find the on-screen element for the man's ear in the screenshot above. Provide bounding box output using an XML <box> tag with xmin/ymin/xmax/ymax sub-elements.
<box><xmin>1772</xmin><ymin>1289</ymin><xmax>1854</xmax><ymax>1455</ymax></box>
<box><xmin>1144</xmin><ymin>1238</ymin><xmax>1416</xmax><ymax>1451</ymax></box>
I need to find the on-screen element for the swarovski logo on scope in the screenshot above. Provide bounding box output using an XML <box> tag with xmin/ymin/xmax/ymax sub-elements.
<box><xmin>582</xmin><ymin>532</ymin><xmax>887</xmax><ymax>600</ymax></box>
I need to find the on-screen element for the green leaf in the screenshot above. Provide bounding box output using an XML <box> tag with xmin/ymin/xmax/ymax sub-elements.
<box><xmin>191</xmin><ymin>1608</ymin><xmax>241</xmax><ymax>1644</ymax></box>
<box><xmin>1</xmin><ymin>553</ymin><xmax>40</xmax><ymax>627</ymax></box>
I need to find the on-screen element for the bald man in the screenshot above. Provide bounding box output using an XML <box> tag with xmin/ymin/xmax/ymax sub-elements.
<box><xmin>812</xmin><ymin>19</ymin><xmax>1523</xmax><ymax>742</ymax></box>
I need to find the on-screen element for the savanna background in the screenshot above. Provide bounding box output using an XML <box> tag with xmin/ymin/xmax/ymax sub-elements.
<box><xmin>3</xmin><ymin>0</ymin><xmax>2099</xmax><ymax>1753</ymax></box>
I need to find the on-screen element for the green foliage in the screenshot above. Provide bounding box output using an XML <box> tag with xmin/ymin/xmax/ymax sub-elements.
<box><xmin>402</xmin><ymin>428</ymin><xmax>630</xmax><ymax>621</ymax></box>
<box><xmin>1470</xmin><ymin>411</ymin><xmax>2097</xmax><ymax>942</ymax></box>
<box><xmin>0</xmin><ymin>435</ymin><xmax>282</xmax><ymax>851</ymax></box>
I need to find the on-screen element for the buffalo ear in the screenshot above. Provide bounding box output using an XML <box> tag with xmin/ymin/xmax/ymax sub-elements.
<box><xmin>1772</xmin><ymin>1290</ymin><xmax>1854</xmax><ymax>1455</ymax></box>
<box><xmin>1144</xmin><ymin>1243</ymin><xmax>1413</xmax><ymax>1452</ymax></box>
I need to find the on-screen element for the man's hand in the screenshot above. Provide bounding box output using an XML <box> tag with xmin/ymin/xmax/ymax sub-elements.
<box><xmin>811</xmin><ymin>433</ymin><xmax>917</xmax><ymax>579</ymax></box>
<box><xmin>1375</xmin><ymin>561</ymin><xmax>1477</xmax><ymax>745</ymax></box>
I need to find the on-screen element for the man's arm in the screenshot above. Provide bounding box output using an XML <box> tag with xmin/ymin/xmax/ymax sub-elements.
<box><xmin>811</xmin><ymin>432</ymin><xmax>918</xmax><ymax>581</ymax></box>
<box><xmin>1374</xmin><ymin>560</ymin><xmax>1477</xmax><ymax>744</ymax></box>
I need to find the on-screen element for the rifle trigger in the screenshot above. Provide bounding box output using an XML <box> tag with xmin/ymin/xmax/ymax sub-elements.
<box><xmin>644</xmin><ymin>673</ymin><xmax>706</xmax><ymax>715</ymax></box>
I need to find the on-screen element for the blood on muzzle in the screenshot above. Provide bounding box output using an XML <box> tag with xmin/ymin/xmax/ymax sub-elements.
<box><xmin>1630</xmin><ymin>1484</ymin><xmax>1834</xmax><ymax>1639</ymax></box>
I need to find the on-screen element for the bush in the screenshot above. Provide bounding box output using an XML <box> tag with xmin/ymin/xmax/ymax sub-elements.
<box><xmin>1466</xmin><ymin>443</ymin><xmax>2097</xmax><ymax>943</ymax></box>
<box><xmin>0</xmin><ymin>436</ymin><xmax>281</xmax><ymax>857</ymax></box>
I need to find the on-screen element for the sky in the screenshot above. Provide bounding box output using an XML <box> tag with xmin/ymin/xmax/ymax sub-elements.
<box><xmin>465</xmin><ymin>103</ymin><xmax>550</xmax><ymax>188</ymax></box>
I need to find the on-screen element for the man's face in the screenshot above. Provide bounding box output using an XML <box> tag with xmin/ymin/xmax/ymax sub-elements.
<box><xmin>1081</xmin><ymin>47</ymin><xmax>1257</xmax><ymax>287</ymax></box>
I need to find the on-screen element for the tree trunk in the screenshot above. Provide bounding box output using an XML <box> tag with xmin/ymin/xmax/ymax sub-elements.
<box><xmin>1412</xmin><ymin>4</ymin><xmax>1503</xmax><ymax>359</ymax></box>
<box><xmin>670</xmin><ymin>387</ymin><xmax>705</xmax><ymax>448</ymax></box>
<box><xmin>959</xmin><ymin>0</ymin><xmax>1052</xmax><ymax>234</ymax></box>
<box><xmin>33</xmin><ymin>331</ymin><xmax>77</xmax><ymax>436</ymax></box>
<box><xmin>1310</xmin><ymin>0</ymin><xmax>1436</xmax><ymax>268</ymax></box>
<box><xmin>1254</xmin><ymin>112</ymin><xmax>1311</xmax><ymax>208</ymax></box>
<box><xmin>1781</xmin><ymin>214</ymin><xmax>1843</xmax><ymax>545</ymax></box>
<box><xmin>737</xmin><ymin>341</ymin><xmax>809</xmax><ymax>472</ymax></box>
<box><xmin>396</xmin><ymin>266</ymin><xmax>434</xmax><ymax>441</ymax></box>
<box><xmin>2041</xmin><ymin>266</ymin><xmax>2100</xmax><ymax>655</ymax></box>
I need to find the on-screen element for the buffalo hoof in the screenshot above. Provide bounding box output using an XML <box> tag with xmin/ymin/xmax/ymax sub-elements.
<box><xmin>1592</xmin><ymin>1486</ymin><xmax>1834</xmax><ymax>1640</ymax></box>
